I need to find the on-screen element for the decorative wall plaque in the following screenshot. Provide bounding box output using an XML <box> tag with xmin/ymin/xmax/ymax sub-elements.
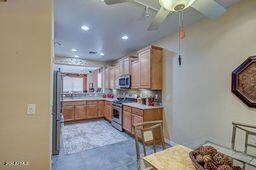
<box><xmin>232</xmin><ymin>56</ymin><xmax>256</xmax><ymax>108</ymax></box>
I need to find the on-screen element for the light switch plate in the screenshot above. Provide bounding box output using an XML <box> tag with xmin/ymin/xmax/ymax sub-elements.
<box><xmin>27</xmin><ymin>104</ymin><xmax>36</xmax><ymax>115</ymax></box>
<box><xmin>166</xmin><ymin>95</ymin><xmax>171</xmax><ymax>100</ymax></box>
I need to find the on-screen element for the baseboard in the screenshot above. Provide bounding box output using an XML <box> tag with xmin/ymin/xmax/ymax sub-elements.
<box><xmin>164</xmin><ymin>138</ymin><xmax>177</xmax><ymax>146</ymax></box>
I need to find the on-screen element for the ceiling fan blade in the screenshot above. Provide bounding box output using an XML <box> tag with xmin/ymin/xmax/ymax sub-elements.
<box><xmin>147</xmin><ymin>7</ymin><xmax>171</xmax><ymax>31</ymax></box>
<box><xmin>104</xmin><ymin>0</ymin><xmax>132</xmax><ymax>5</ymax></box>
<box><xmin>191</xmin><ymin>0</ymin><xmax>226</xmax><ymax>19</ymax></box>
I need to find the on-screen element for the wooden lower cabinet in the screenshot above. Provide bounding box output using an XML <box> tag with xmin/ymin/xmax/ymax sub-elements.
<box><xmin>63</xmin><ymin>105</ymin><xmax>75</xmax><ymax>122</ymax></box>
<box><xmin>74</xmin><ymin>105</ymin><xmax>86</xmax><ymax>120</ymax></box>
<box><xmin>104</xmin><ymin>101</ymin><xmax>112</xmax><ymax>122</ymax></box>
<box><xmin>98</xmin><ymin>101</ymin><xmax>104</xmax><ymax>117</ymax></box>
<box><xmin>87</xmin><ymin>104</ymin><xmax>98</xmax><ymax>119</ymax></box>
<box><xmin>123</xmin><ymin>111</ymin><xmax>132</xmax><ymax>132</ymax></box>
<box><xmin>62</xmin><ymin>100</ymin><xmax>111</xmax><ymax>122</ymax></box>
<box><xmin>122</xmin><ymin>105</ymin><xmax>163</xmax><ymax>141</ymax></box>
<box><xmin>132</xmin><ymin>114</ymin><xmax>143</xmax><ymax>138</ymax></box>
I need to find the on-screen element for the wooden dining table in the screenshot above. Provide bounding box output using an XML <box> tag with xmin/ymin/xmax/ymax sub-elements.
<box><xmin>143</xmin><ymin>145</ymin><xmax>196</xmax><ymax>170</ymax></box>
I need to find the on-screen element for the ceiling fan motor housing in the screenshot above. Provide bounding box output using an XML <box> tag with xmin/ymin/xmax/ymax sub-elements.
<box><xmin>159</xmin><ymin>0</ymin><xmax>197</xmax><ymax>12</ymax></box>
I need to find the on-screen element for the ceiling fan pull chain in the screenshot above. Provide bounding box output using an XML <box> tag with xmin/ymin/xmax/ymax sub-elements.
<box><xmin>178</xmin><ymin>11</ymin><xmax>182</xmax><ymax>66</ymax></box>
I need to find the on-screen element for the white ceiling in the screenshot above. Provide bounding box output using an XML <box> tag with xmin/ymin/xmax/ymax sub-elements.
<box><xmin>54</xmin><ymin>0</ymin><xmax>240</xmax><ymax>61</ymax></box>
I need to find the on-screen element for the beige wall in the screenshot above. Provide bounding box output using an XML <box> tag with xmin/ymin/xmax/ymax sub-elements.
<box><xmin>155</xmin><ymin>0</ymin><xmax>256</xmax><ymax>148</ymax></box>
<box><xmin>0</xmin><ymin>0</ymin><xmax>53</xmax><ymax>170</ymax></box>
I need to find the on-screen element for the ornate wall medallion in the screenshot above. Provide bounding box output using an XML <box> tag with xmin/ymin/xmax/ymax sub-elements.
<box><xmin>232</xmin><ymin>56</ymin><xmax>256</xmax><ymax>108</ymax></box>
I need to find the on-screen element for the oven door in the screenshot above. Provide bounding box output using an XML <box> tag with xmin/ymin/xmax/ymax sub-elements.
<box><xmin>112</xmin><ymin>105</ymin><xmax>122</xmax><ymax>124</ymax></box>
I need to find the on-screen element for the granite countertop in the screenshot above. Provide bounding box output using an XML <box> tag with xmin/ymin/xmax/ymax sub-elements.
<box><xmin>122</xmin><ymin>103</ymin><xmax>163</xmax><ymax>110</ymax></box>
<box><xmin>62</xmin><ymin>98</ymin><xmax>115</xmax><ymax>102</ymax></box>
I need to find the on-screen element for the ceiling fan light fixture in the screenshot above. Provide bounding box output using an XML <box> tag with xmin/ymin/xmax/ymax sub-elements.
<box><xmin>159</xmin><ymin>0</ymin><xmax>196</xmax><ymax>12</ymax></box>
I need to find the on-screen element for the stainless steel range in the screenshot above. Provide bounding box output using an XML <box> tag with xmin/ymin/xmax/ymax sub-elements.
<box><xmin>111</xmin><ymin>98</ymin><xmax>136</xmax><ymax>131</ymax></box>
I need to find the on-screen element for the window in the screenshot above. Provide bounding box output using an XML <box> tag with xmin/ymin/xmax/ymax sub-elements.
<box><xmin>97</xmin><ymin>72</ymin><xmax>102</xmax><ymax>88</ymax></box>
<box><xmin>72</xmin><ymin>77</ymin><xmax>84</xmax><ymax>92</ymax></box>
<box><xmin>63</xmin><ymin>76</ymin><xmax>83</xmax><ymax>92</ymax></box>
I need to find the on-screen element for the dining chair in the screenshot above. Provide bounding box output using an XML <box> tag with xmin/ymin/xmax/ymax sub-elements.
<box><xmin>132</xmin><ymin>120</ymin><xmax>165</xmax><ymax>160</ymax></box>
<box><xmin>231</xmin><ymin>122</ymin><xmax>256</xmax><ymax>169</ymax></box>
<box><xmin>231</xmin><ymin>122</ymin><xmax>256</xmax><ymax>157</ymax></box>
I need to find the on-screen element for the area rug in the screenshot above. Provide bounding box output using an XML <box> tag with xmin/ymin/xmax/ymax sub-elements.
<box><xmin>62</xmin><ymin>120</ymin><xmax>128</xmax><ymax>154</ymax></box>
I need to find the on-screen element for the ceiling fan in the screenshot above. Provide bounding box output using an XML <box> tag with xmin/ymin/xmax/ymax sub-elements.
<box><xmin>104</xmin><ymin>0</ymin><xmax>226</xmax><ymax>31</ymax></box>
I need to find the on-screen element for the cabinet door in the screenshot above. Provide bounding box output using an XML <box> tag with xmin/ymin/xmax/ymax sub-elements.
<box><xmin>104</xmin><ymin>102</ymin><xmax>112</xmax><ymax>121</ymax></box>
<box><xmin>123</xmin><ymin>111</ymin><xmax>132</xmax><ymax>133</ymax></box>
<box><xmin>108</xmin><ymin>106</ymin><xmax>113</xmax><ymax>121</ymax></box>
<box><xmin>87</xmin><ymin>104</ymin><xmax>98</xmax><ymax>119</ymax></box>
<box><xmin>98</xmin><ymin>101</ymin><xmax>104</xmax><ymax>117</ymax></box>
<box><xmin>114</xmin><ymin>65</ymin><xmax>120</xmax><ymax>89</ymax></box>
<box><xmin>123</xmin><ymin>58</ymin><xmax>130</xmax><ymax>75</ymax></box>
<box><xmin>132</xmin><ymin>114</ymin><xmax>143</xmax><ymax>138</ymax></box>
<box><xmin>63</xmin><ymin>105</ymin><xmax>74</xmax><ymax>122</ymax></box>
<box><xmin>109</xmin><ymin>68</ymin><xmax>115</xmax><ymax>89</ymax></box>
<box><xmin>119</xmin><ymin>59</ymin><xmax>124</xmax><ymax>75</ymax></box>
<box><xmin>139</xmin><ymin>49</ymin><xmax>151</xmax><ymax>88</ymax></box>
<box><xmin>131</xmin><ymin>60</ymin><xmax>140</xmax><ymax>89</ymax></box>
<box><xmin>105</xmin><ymin>67</ymin><xmax>110</xmax><ymax>89</ymax></box>
<box><xmin>74</xmin><ymin>105</ymin><xmax>86</xmax><ymax>120</ymax></box>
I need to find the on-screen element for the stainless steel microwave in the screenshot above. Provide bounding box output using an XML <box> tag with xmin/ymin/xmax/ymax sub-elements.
<box><xmin>118</xmin><ymin>75</ymin><xmax>131</xmax><ymax>88</ymax></box>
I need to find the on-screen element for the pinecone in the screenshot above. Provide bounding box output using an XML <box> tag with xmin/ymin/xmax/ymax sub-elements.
<box><xmin>216</xmin><ymin>165</ymin><xmax>232</xmax><ymax>170</ymax></box>
<box><xmin>204</xmin><ymin>161</ymin><xmax>217</xmax><ymax>170</ymax></box>
<box><xmin>200</xmin><ymin>146</ymin><xmax>217</xmax><ymax>156</ymax></box>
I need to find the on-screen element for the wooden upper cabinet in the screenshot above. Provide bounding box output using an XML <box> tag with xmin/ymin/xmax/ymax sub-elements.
<box><xmin>114</xmin><ymin>65</ymin><xmax>120</xmax><ymax>88</ymax></box>
<box><xmin>139</xmin><ymin>49</ymin><xmax>151</xmax><ymax>89</ymax></box>
<box><xmin>138</xmin><ymin>45</ymin><xmax>163</xmax><ymax>90</ymax></box>
<box><xmin>74</xmin><ymin>105</ymin><xmax>86</xmax><ymax>120</ymax></box>
<box><xmin>105</xmin><ymin>67</ymin><xmax>110</xmax><ymax>89</ymax></box>
<box><xmin>118</xmin><ymin>59</ymin><xmax>124</xmax><ymax>75</ymax></box>
<box><xmin>118</xmin><ymin>56</ymin><xmax>137</xmax><ymax>76</ymax></box>
<box><xmin>131</xmin><ymin>60</ymin><xmax>140</xmax><ymax>89</ymax></box>
<box><xmin>109</xmin><ymin>67</ymin><xmax>115</xmax><ymax>89</ymax></box>
<box><xmin>123</xmin><ymin>58</ymin><xmax>130</xmax><ymax>75</ymax></box>
<box><xmin>93</xmin><ymin>69</ymin><xmax>98</xmax><ymax>89</ymax></box>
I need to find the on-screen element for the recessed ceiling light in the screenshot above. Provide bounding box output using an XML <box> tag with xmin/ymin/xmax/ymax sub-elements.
<box><xmin>121</xmin><ymin>35</ymin><xmax>128</xmax><ymax>40</ymax></box>
<box><xmin>100</xmin><ymin>53</ymin><xmax>104</xmax><ymax>56</ymax></box>
<box><xmin>81</xmin><ymin>25</ymin><xmax>90</xmax><ymax>31</ymax></box>
<box><xmin>71</xmin><ymin>48</ymin><xmax>78</xmax><ymax>52</ymax></box>
<box><xmin>74</xmin><ymin>55</ymin><xmax>79</xmax><ymax>58</ymax></box>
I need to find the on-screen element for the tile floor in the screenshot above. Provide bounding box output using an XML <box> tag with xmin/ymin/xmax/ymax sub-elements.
<box><xmin>61</xmin><ymin>120</ymin><xmax>128</xmax><ymax>154</ymax></box>
<box><xmin>52</xmin><ymin>119</ymin><xmax>168</xmax><ymax>170</ymax></box>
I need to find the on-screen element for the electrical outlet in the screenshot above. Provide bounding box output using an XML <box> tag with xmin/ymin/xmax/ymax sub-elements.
<box><xmin>27</xmin><ymin>104</ymin><xmax>36</xmax><ymax>115</ymax></box>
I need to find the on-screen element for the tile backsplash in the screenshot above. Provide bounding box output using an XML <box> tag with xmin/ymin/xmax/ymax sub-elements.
<box><xmin>108</xmin><ymin>89</ymin><xmax>162</xmax><ymax>103</ymax></box>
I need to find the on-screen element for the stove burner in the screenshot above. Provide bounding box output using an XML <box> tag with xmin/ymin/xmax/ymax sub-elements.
<box><xmin>112</xmin><ymin>98</ymin><xmax>136</xmax><ymax>107</ymax></box>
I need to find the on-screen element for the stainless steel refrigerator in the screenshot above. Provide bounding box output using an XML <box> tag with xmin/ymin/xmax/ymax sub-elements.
<box><xmin>52</xmin><ymin>70</ymin><xmax>63</xmax><ymax>155</ymax></box>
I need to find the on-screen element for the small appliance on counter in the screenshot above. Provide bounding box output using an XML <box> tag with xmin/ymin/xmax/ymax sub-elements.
<box><xmin>106</xmin><ymin>93</ymin><xmax>114</xmax><ymax>98</ymax></box>
<box><xmin>146</xmin><ymin>97</ymin><xmax>155</xmax><ymax>106</ymax></box>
